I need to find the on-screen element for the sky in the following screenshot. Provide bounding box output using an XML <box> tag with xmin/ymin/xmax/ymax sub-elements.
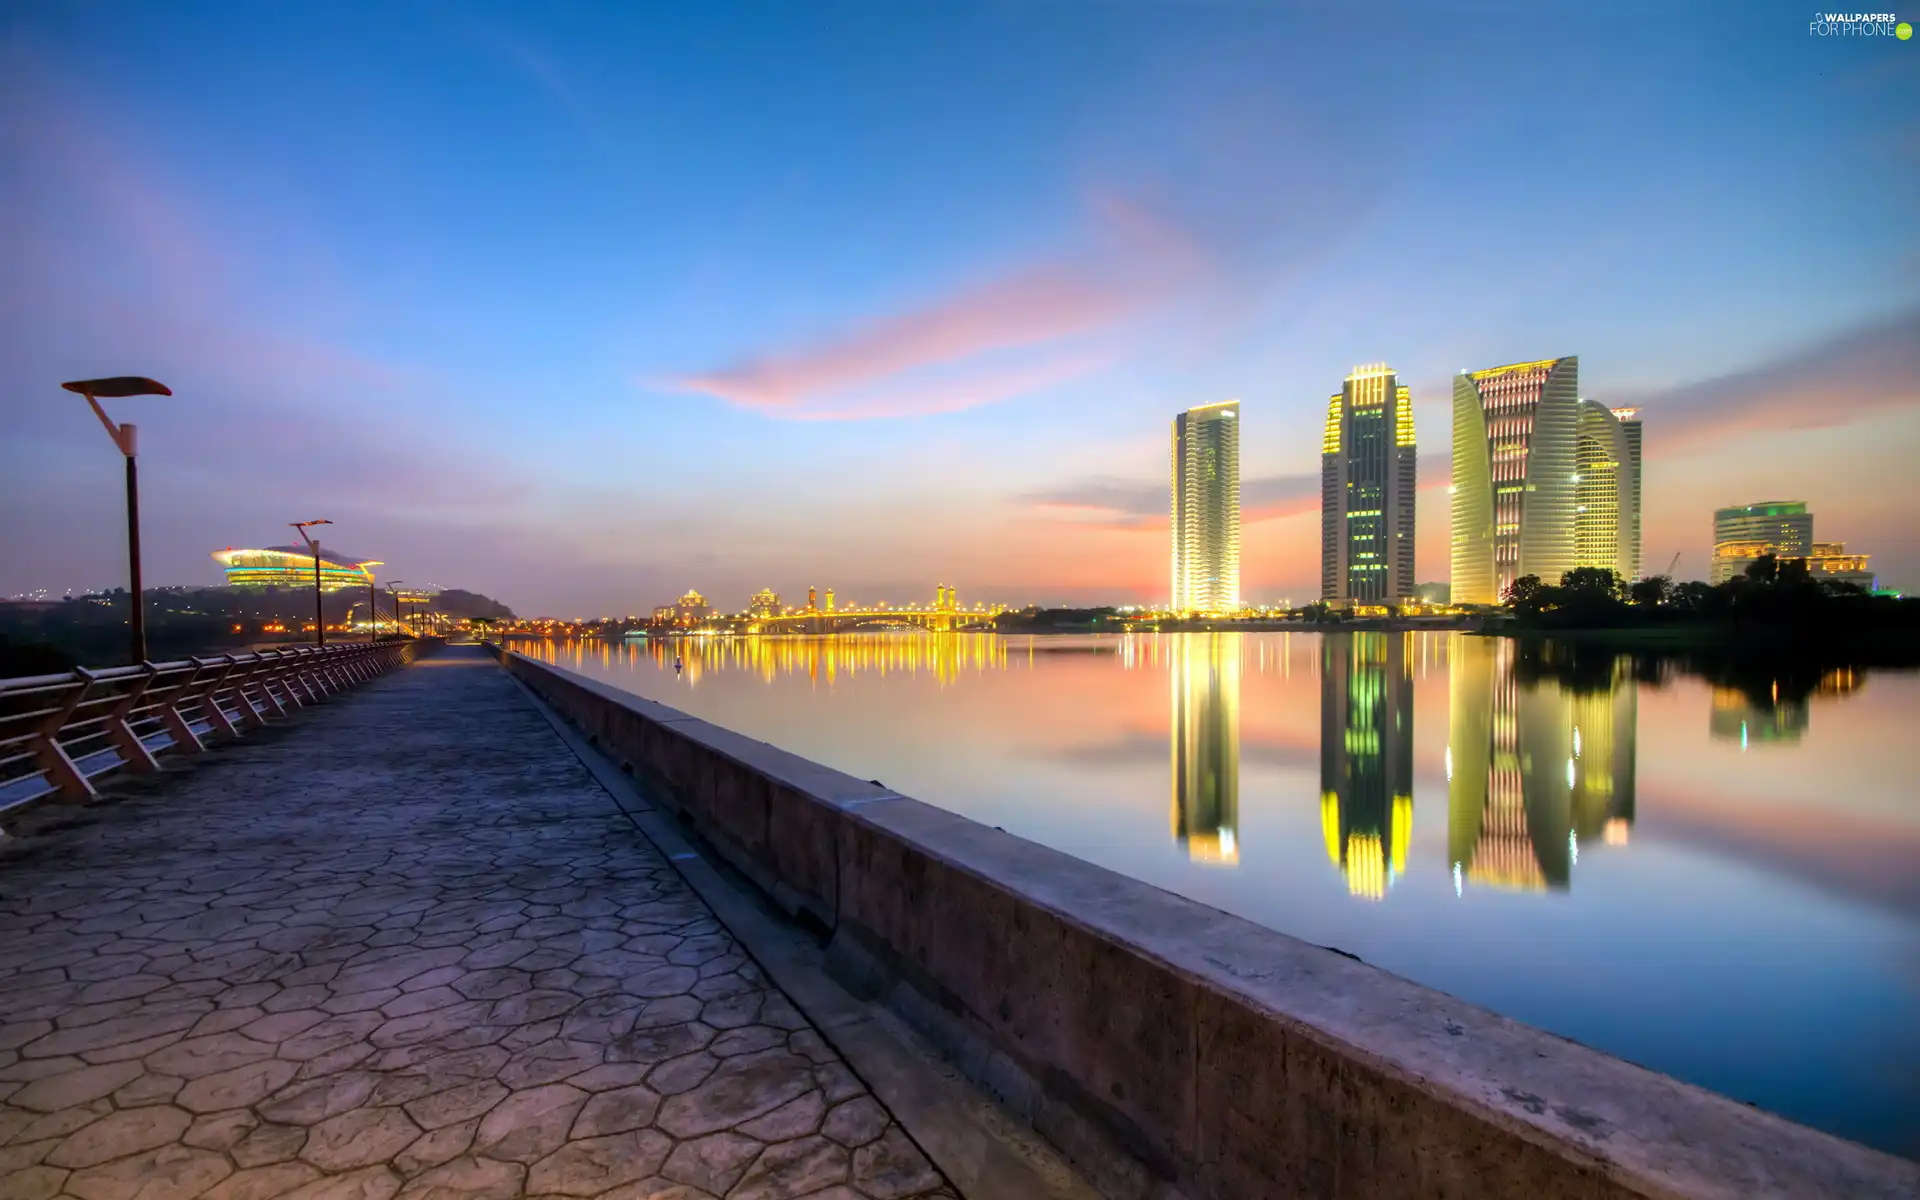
<box><xmin>1</xmin><ymin>0</ymin><xmax>1916</xmax><ymax>617</ymax></box>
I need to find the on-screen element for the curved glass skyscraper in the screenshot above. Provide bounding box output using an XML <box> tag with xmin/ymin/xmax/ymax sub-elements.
<box><xmin>1450</xmin><ymin>357</ymin><xmax>1580</xmax><ymax>605</ymax></box>
<box><xmin>1572</xmin><ymin>400</ymin><xmax>1643</xmax><ymax>580</ymax></box>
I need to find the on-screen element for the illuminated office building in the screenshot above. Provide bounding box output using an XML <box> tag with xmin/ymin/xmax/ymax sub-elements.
<box><xmin>1171</xmin><ymin>633</ymin><xmax>1240</xmax><ymax>864</ymax></box>
<box><xmin>1320</xmin><ymin>366</ymin><xmax>1416</xmax><ymax>603</ymax></box>
<box><xmin>1571</xmin><ymin>401</ymin><xmax>1642</xmax><ymax>579</ymax></box>
<box><xmin>1319</xmin><ymin>633</ymin><xmax>1413</xmax><ymax>899</ymax></box>
<box><xmin>675</xmin><ymin>590</ymin><xmax>710</xmax><ymax>625</ymax></box>
<box><xmin>1614</xmin><ymin>408</ymin><xmax>1643</xmax><ymax>581</ymax></box>
<box><xmin>1805</xmin><ymin>543</ymin><xmax>1874</xmax><ymax>590</ymax></box>
<box><xmin>1447</xmin><ymin>636</ymin><xmax>1573</xmax><ymax>892</ymax></box>
<box><xmin>1171</xmin><ymin>401</ymin><xmax>1241</xmax><ymax>613</ymax></box>
<box><xmin>211</xmin><ymin>545</ymin><xmax>382</xmax><ymax>591</ymax></box>
<box><xmin>1450</xmin><ymin>357</ymin><xmax>1580</xmax><ymax>604</ymax></box>
<box><xmin>1711</xmin><ymin>501</ymin><xmax>1813</xmax><ymax>583</ymax></box>
<box><xmin>747</xmin><ymin>589</ymin><xmax>781</xmax><ymax>618</ymax></box>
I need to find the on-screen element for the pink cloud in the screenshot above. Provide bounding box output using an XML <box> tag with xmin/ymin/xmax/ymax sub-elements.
<box><xmin>787</xmin><ymin>352</ymin><xmax>1114</xmax><ymax>422</ymax></box>
<box><xmin>661</xmin><ymin>194</ymin><xmax>1206</xmax><ymax>420</ymax></box>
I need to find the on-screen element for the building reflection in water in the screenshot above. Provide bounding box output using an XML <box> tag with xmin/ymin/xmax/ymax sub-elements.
<box><xmin>1707</xmin><ymin>666</ymin><xmax>1861</xmax><ymax>749</ymax></box>
<box><xmin>1319</xmin><ymin>633</ymin><xmax>1413</xmax><ymax>900</ymax></box>
<box><xmin>1572</xmin><ymin>660</ymin><xmax>1638</xmax><ymax>849</ymax></box>
<box><xmin>1708</xmin><ymin>688</ymin><xmax>1809</xmax><ymax>747</ymax></box>
<box><xmin>1447</xmin><ymin>636</ymin><xmax>1638</xmax><ymax>893</ymax></box>
<box><xmin>1170</xmin><ymin>633</ymin><xmax>1241</xmax><ymax>865</ymax></box>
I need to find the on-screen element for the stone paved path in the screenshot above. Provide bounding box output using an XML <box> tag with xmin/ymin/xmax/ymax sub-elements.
<box><xmin>0</xmin><ymin>648</ymin><xmax>955</xmax><ymax>1200</ymax></box>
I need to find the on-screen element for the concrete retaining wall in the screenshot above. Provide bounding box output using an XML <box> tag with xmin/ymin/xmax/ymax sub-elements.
<box><xmin>497</xmin><ymin>648</ymin><xmax>1917</xmax><ymax>1200</ymax></box>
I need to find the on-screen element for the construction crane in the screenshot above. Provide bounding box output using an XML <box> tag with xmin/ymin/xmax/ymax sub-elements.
<box><xmin>1665</xmin><ymin>552</ymin><xmax>1681</xmax><ymax>578</ymax></box>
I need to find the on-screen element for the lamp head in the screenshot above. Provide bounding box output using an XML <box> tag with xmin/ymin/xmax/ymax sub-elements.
<box><xmin>62</xmin><ymin>377</ymin><xmax>171</xmax><ymax>399</ymax></box>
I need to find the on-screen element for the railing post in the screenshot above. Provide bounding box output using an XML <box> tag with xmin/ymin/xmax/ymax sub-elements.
<box><xmin>231</xmin><ymin>654</ymin><xmax>270</xmax><ymax>728</ymax></box>
<box><xmin>241</xmin><ymin>654</ymin><xmax>281</xmax><ymax>721</ymax></box>
<box><xmin>282</xmin><ymin>648</ymin><xmax>320</xmax><ymax>704</ymax></box>
<box><xmin>34</xmin><ymin>675</ymin><xmax>99</xmax><ymax>802</ymax></box>
<box><xmin>90</xmin><ymin>666</ymin><xmax>161</xmax><ymax>774</ymax></box>
<box><xmin>200</xmin><ymin>656</ymin><xmax>246</xmax><ymax>739</ymax></box>
<box><xmin>255</xmin><ymin>650</ymin><xmax>296</xmax><ymax>712</ymax></box>
<box><xmin>309</xmin><ymin>647</ymin><xmax>340</xmax><ymax>697</ymax></box>
<box><xmin>157</xmin><ymin>661</ymin><xmax>208</xmax><ymax>754</ymax></box>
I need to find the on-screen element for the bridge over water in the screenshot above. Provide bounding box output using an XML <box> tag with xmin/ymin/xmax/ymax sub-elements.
<box><xmin>743</xmin><ymin>608</ymin><xmax>1000</xmax><ymax>635</ymax></box>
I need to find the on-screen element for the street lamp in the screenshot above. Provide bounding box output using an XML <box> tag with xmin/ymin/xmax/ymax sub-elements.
<box><xmin>290</xmin><ymin>520</ymin><xmax>333</xmax><ymax>646</ymax></box>
<box><xmin>386</xmin><ymin>582</ymin><xmax>406</xmax><ymax>641</ymax></box>
<box><xmin>62</xmin><ymin>376</ymin><xmax>172</xmax><ymax>665</ymax></box>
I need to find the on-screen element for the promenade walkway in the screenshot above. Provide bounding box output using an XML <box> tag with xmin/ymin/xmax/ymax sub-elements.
<box><xmin>0</xmin><ymin>647</ymin><xmax>956</xmax><ymax>1200</ymax></box>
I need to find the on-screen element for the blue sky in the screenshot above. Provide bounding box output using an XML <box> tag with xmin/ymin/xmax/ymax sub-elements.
<box><xmin>2</xmin><ymin>0</ymin><xmax>1915</xmax><ymax>614</ymax></box>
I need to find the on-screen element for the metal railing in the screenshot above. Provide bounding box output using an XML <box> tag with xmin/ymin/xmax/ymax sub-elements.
<box><xmin>0</xmin><ymin>640</ymin><xmax>429</xmax><ymax>819</ymax></box>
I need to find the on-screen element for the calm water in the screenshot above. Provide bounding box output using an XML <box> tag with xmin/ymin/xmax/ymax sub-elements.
<box><xmin>519</xmin><ymin>631</ymin><xmax>1920</xmax><ymax>1158</ymax></box>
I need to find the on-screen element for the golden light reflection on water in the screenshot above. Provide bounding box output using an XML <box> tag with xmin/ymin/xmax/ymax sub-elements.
<box><xmin>511</xmin><ymin>631</ymin><xmax>1647</xmax><ymax>898</ymax></box>
<box><xmin>502</xmin><ymin>632</ymin><xmax>1897</xmax><ymax>905</ymax></box>
<box><xmin>518</xmin><ymin>631</ymin><xmax>1015</xmax><ymax>687</ymax></box>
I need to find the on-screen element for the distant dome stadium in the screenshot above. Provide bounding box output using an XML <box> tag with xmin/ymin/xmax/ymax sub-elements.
<box><xmin>212</xmin><ymin>545</ymin><xmax>383</xmax><ymax>591</ymax></box>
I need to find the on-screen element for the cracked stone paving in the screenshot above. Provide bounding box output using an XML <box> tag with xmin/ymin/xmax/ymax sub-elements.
<box><xmin>0</xmin><ymin>647</ymin><xmax>957</xmax><ymax>1200</ymax></box>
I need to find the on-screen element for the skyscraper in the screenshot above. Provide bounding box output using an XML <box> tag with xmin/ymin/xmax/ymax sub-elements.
<box><xmin>1613</xmin><ymin>408</ymin><xmax>1644</xmax><ymax>581</ymax></box>
<box><xmin>1571</xmin><ymin>399</ymin><xmax>1643</xmax><ymax>580</ymax></box>
<box><xmin>1319</xmin><ymin>632</ymin><xmax>1413</xmax><ymax>899</ymax></box>
<box><xmin>1451</xmin><ymin>357</ymin><xmax>1580</xmax><ymax>605</ymax></box>
<box><xmin>1171</xmin><ymin>401</ymin><xmax>1241</xmax><ymax>613</ymax></box>
<box><xmin>1321</xmin><ymin>366</ymin><xmax>1416</xmax><ymax>604</ymax></box>
<box><xmin>1711</xmin><ymin>501</ymin><xmax>1813</xmax><ymax>583</ymax></box>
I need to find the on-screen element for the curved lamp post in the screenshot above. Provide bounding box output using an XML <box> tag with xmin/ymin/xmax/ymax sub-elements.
<box><xmin>289</xmin><ymin>519</ymin><xmax>333</xmax><ymax>646</ymax></box>
<box><xmin>386</xmin><ymin>582</ymin><xmax>406</xmax><ymax>641</ymax></box>
<box><xmin>63</xmin><ymin>376</ymin><xmax>173</xmax><ymax>665</ymax></box>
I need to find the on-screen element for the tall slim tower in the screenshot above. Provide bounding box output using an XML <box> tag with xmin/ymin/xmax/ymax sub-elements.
<box><xmin>1321</xmin><ymin>365</ymin><xmax>1417</xmax><ymax>603</ymax></box>
<box><xmin>1451</xmin><ymin>357</ymin><xmax>1580</xmax><ymax>605</ymax></box>
<box><xmin>1171</xmin><ymin>401</ymin><xmax>1241</xmax><ymax>613</ymax></box>
<box><xmin>1572</xmin><ymin>399</ymin><xmax>1642</xmax><ymax>580</ymax></box>
<box><xmin>1613</xmin><ymin>408</ymin><xmax>1643</xmax><ymax>581</ymax></box>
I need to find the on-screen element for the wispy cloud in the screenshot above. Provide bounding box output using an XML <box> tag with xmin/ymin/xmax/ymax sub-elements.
<box><xmin>659</xmin><ymin>194</ymin><xmax>1207</xmax><ymax>420</ymax></box>
<box><xmin>1619</xmin><ymin>307</ymin><xmax>1920</xmax><ymax>455</ymax></box>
